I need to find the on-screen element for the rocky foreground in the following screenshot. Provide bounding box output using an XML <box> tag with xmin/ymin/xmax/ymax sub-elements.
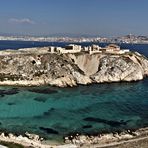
<box><xmin>0</xmin><ymin>48</ymin><xmax>148</xmax><ymax>147</ymax></box>
<box><xmin>64</xmin><ymin>127</ymin><xmax>148</xmax><ymax>148</ymax></box>
<box><xmin>0</xmin><ymin>47</ymin><xmax>147</xmax><ymax>87</ymax></box>
<box><xmin>1</xmin><ymin>128</ymin><xmax>148</xmax><ymax>148</ymax></box>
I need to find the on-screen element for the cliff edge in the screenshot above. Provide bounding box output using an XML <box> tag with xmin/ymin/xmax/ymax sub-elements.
<box><xmin>0</xmin><ymin>48</ymin><xmax>147</xmax><ymax>87</ymax></box>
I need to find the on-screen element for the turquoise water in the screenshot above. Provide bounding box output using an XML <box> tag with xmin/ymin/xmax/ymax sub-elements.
<box><xmin>0</xmin><ymin>79</ymin><xmax>148</xmax><ymax>142</ymax></box>
<box><xmin>0</xmin><ymin>41</ymin><xmax>147</xmax><ymax>143</ymax></box>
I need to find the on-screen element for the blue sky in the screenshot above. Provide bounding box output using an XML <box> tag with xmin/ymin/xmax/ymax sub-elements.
<box><xmin>0</xmin><ymin>0</ymin><xmax>148</xmax><ymax>37</ymax></box>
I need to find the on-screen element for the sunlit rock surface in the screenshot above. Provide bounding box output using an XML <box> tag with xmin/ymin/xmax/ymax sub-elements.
<box><xmin>0</xmin><ymin>48</ymin><xmax>147</xmax><ymax>87</ymax></box>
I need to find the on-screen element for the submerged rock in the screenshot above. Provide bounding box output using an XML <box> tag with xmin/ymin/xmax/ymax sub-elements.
<box><xmin>0</xmin><ymin>88</ymin><xmax>19</xmax><ymax>97</ymax></box>
<box><xmin>43</xmin><ymin>108</ymin><xmax>55</xmax><ymax>116</ymax></box>
<box><xmin>34</xmin><ymin>97</ymin><xmax>48</xmax><ymax>103</ymax></box>
<box><xmin>39</xmin><ymin>127</ymin><xmax>59</xmax><ymax>134</ymax></box>
<box><xmin>7</xmin><ymin>102</ymin><xmax>16</xmax><ymax>106</ymax></box>
<box><xmin>83</xmin><ymin>117</ymin><xmax>127</xmax><ymax>127</ymax></box>
<box><xmin>82</xmin><ymin>125</ymin><xmax>92</xmax><ymax>129</ymax></box>
<box><xmin>28</xmin><ymin>88</ymin><xmax>57</xmax><ymax>94</ymax></box>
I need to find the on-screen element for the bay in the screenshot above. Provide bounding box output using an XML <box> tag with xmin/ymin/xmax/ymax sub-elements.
<box><xmin>0</xmin><ymin>41</ymin><xmax>147</xmax><ymax>143</ymax></box>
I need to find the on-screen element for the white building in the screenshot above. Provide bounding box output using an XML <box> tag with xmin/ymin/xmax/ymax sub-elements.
<box><xmin>88</xmin><ymin>44</ymin><xmax>102</xmax><ymax>54</ymax></box>
<box><xmin>48</xmin><ymin>46</ymin><xmax>57</xmax><ymax>53</ymax></box>
<box><xmin>59</xmin><ymin>44</ymin><xmax>82</xmax><ymax>54</ymax></box>
<box><xmin>106</xmin><ymin>44</ymin><xmax>120</xmax><ymax>52</ymax></box>
<box><xmin>48</xmin><ymin>44</ymin><xmax>82</xmax><ymax>54</ymax></box>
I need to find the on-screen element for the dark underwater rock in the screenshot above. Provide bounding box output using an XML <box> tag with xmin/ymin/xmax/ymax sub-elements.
<box><xmin>7</xmin><ymin>102</ymin><xmax>16</xmax><ymax>106</ymax></box>
<box><xmin>83</xmin><ymin>117</ymin><xmax>127</xmax><ymax>127</ymax></box>
<box><xmin>43</xmin><ymin>108</ymin><xmax>55</xmax><ymax>116</ymax></box>
<box><xmin>34</xmin><ymin>97</ymin><xmax>48</xmax><ymax>103</ymax></box>
<box><xmin>39</xmin><ymin>127</ymin><xmax>59</xmax><ymax>134</ymax></box>
<box><xmin>82</xmin><ymin>125</ymin><xmax>92</xmax><ymax>129</ymax></box>
<box><xmin>0</xmin><ymin>88</ymin><xmax>19</xmax><ymax>97</ymax></box>
<box><xmin>43</xmin><ymin>111</ymin><xmax>50</xmax><ymax>116</ymax></box>
<box><xmin>28</xmin><ymin>88</ymin><xmax>58</xmax><ymax>94</ymax></box>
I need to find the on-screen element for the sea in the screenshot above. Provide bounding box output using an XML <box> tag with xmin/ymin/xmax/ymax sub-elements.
<box><xmin>0</xmin><ymin>40</ymin><xmax>148</xmax><ymax>143</ymax></box>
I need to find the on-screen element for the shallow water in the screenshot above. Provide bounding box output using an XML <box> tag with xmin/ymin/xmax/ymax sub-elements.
<box><xmin>0</xmin><ymin>41</ymin><xmax>147</xmax><ymax>143</ymax></box>
<box><xmin>0</xmin><ymin>79</ymin><xmax>147</xmax><ymax>142</ymax></box>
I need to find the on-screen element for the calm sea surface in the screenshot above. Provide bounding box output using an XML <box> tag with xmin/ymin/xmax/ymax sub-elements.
<box><xmin>0</xmin><ymin>40</ymin><xmax>148</xmax><ymax>56</ymax></box>
<box><xmin>0</xmin><ymin>41</ymin><xmax>147</xmax><ymax>143</ymax></box>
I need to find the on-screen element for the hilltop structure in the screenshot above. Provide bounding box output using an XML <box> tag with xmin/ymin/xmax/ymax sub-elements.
<box><xmin>0</xmin><ymin>44</ymin><xmax>147</xmax><ymax>87</ymax></box>
<box><xmin>48</xmin><ymin>44</ymin><xmax>129</xmax><ymax>54</ymax></box>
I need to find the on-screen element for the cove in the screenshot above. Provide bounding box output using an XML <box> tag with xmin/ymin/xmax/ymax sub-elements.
<box><xmin>0</xmin><ymin>79</ymin><xmax>147</xmax><ymax>143</ymax></box>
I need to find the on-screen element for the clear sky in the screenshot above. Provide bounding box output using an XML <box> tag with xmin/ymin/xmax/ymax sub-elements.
<box><xmin>0</xmin><ymin>0</ymin><xmax>148</xmax><ymax>37</ymax></box>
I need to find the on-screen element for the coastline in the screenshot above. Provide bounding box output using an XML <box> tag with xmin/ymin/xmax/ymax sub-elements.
<box><xmin>0</xmin><ymin>80</ymin><xmax>147</xmax><ymax>148</ymax></box>
<box><xmin>0</xmin><ymin>46</ymin><xmax>147</xmax><ymax>147</ymax></box>
<box><xmin>0</xmin><ymin>46</ymin><xmax>147</xmax><ymax>87</ymax></box>
<box><xmin>0</xmin><ymin>132</ymin><xmax>76</xmax><ymax>148</ymax></box>
<box><xmin>1</xmin><ymin>127</ymin><xmax>148</xmax><ymax>147</ymax></box>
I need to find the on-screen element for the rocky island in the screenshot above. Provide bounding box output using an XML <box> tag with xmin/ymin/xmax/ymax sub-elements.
<box><xmin>0</xmin><ymin>44</ymin><xmax>147</xmax><ymax>87</ymax></box>
<box><xmin>0</xmin><ymin>44</ymin><xmax>147</xmax><ymax>147</ymax></box>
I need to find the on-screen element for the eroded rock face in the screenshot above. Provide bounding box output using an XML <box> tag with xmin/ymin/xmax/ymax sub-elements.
<box><xmin>68</xmin><ymin>53</ymin><xmax>101</xmax><ymax>75</ymax></box>
<box><xmin>67</xmin><ymin>52</ymin><xmax>148</xmax><ymax>84</ymax></box>
<box><xmin>91</xmin><ymin>55</ymin><xmax>144</xmax><ymax>83</ymax></box>
<box><xmin>0</xmin><ymin>49</ymin><xmax>147</xmax><ymax>87</ymax></box>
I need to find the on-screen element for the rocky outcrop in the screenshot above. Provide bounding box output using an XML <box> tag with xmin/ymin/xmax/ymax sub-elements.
<box><xmin>0</xmin><ymin>132</ymin><xmax>77</xmax><ymax>148</ymax></box>
<box><xmin>68</xmin><ymin>52</ymin><xmax>148</xmax><ymax>84</ymax></box>
<box><xmin>64</xmin><ymin>129</ymin><xmax>138</xmax><ymax>146</ymax></box>
<box><xmin>91</xmin><ymin>55</ymin><xmax>144</xmax><ymax>82</ymax></box>
<box><xmin>64</xmin><ymin>127</ymin><xmax>148</xmax><ymax>148</ymax></box>
<box><xmin>0</xmin><ymin>48</ymin><xmax>147</xmax><ymax>87</ymax></box>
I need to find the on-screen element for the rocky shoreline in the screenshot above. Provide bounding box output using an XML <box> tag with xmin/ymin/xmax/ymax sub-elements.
<box><xmin>1</xmin><ymin>127</ymin><xmax>148</xmax><ymax>148</ymax></box>
<box><xmin>0</xmin><ymin>131</ymin><xmax>77</xmax><ymax>148</ymax></box>
<box><xmin>64</xmin><ymin>127</ymin><xmax>148</xmax><ymax>147</ymax></box>
<box><xmin>0</xmin><ymin>47</ymin><xmax>147</xmax><ymax>87</ymax></box>
<box><xmin>0</xmin><ymin>47</ymin><xmax>147</xmax><ymax>147</ymax></box>
<box><xmin>64</xmin><ymin>129</ymin><xmax>138</xmax><ymax>146</ymax></box>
